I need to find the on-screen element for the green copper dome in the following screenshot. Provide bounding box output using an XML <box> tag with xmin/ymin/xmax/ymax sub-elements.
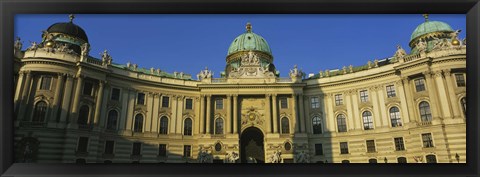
<box><xmin>227</xmin><ymin>23</ymin><xmax>272</xmax><ymax>56</ymax></box>
<box><xmin>410</xmin><ymin>20</ymin><xmax>453</xmax><ymax>42</ymax></box>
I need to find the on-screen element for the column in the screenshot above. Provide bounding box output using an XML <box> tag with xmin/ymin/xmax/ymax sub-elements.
<box><xmin>119</xmin><ymin>88</ymin><xmax>130</xmax><ymax>131</ymax></box>
<box><xmin>303</xmin><ymin>95</ymin><xmax>312</xmax><ymax>134</ymax></box>
<box><xmin>396</xmin><ymin>79</ymin><xmax>410</xmax><ymax>124</ymax></box>
<box><xmin>351</xmin><ymin>91</ymin><xmax>361</xmax><ymax>130</ymax></box>
<box><xmin>99</xmin><ymin>84</ymin><xmax>110</xmax><ymax>128</ymax></box>
<box><xmin>298</xmin><ymin>93</ymin><xmax>306</xmax><ymax>133</ymax></box>
<box><xmin>199</xmin><ymin>95</ymin><xmax>205</xmax><ymax>134</ymax></box>
<box><xmin>265</xmin><ymin>94</ymin><xmax>272</xmax><ymax>133</ymax></box>
<box><xmin>151</xmin><ymin>93</ymin><xmax>160</xmax><ymax>133</ymax></box>
<box><xmin>50</xmin><ymin>73</ymin><xmax>65</xmax><ymax>122</ymax></box>
<box><xmin>14</xmin><ymin>71</ymin><xmax>25</xmax><ymax>112</ymax></box>
<box><xmin>292</xmin><ymin>94</ymin><xmax>299</xmax><ymax>133</ymax></box>
<box><xmin>345</xmin><ymin>91</ymin><xmax>355</xmax><ymax>131</ymax></box>
<box><xmin>370</xmin><ymin>87</ymin><xmax>382</xmax><ymax>128</ymax></box>
<box><xmin>271</xmin><ymin>94</ymin><xmax>278</xmax><ymax>133</ymax></box>
<box><xmin>227</xmin><ymin>95</ymin><xmax>232</xmax><ymax>134</ymax></box>
<box><xmin>170</xmin><ymin>95</ymin><xmax>178</xmax><ymax>134</ymax></box>
<box><xmin>17</xmin><ymin>71</ymin><xmax>32</xmax><ymax>121</ymax></box>
<box><xmin>377</xmin><ymin>87</ymin><xmax>389</xmax><ymax>127</ymax></box>
<box><xmin>194</xmin><ymin>96</ymin><xmax>200</xmax><ymax>134</ymax></box>
<box><xmin>93</xmin><ymin>81</ymin><xmax>105</xmax><ymax>125</ymax></box>
<box><xmin>233</xmin><ymin>95</ymin><xmax>239</xmax><ymax>134</ymax></box>
<box><xmin>433</xmin><ymin>70</ymin><xmax>452</xmax><ymax>118</ymax></box>
<box><xmin>443</xmin><ymin>70</ymin><xmax>461</xmax><ymax>118</ymax></box>
<box><xmin>424</xmin><ymin>72</ymin><xmax>441</xmax><ymax>119</ymax></box>
<box><xmin>145</xmin><ymin>92</ymin><xmax>154</xmax><ymax>132</ymax></box>
<box><xmin>176</xmin><ymin>96</ymin><xmax>184</xmax><ymax>134</ymax></box>
<box><xmin>125</xmin><ymin>89</ymin><xmax>136</xmax><ymax>131</ymax></box>
<box><xmin>59</xmin><ymin>74</ymin><xmax>74</xmax><ymax>124</ymax></box>
<box><xmin>326</xmin><ymin>94</ymin><xmax>335</xmax><ymax>132</ymax></box>
<box><xmin>70</xmin><ymin>74</ymin><xmax>84</xmax><ymax>124</ymax></box>
<box><xmin>402</xmin><ymin>77</ymin><xmax>416</xmax><ymax>122</ymax></box>
<box><xmin>206</xmin><ymin>95</ymin><xmax>212</xmax><ymax>134</ymax></box>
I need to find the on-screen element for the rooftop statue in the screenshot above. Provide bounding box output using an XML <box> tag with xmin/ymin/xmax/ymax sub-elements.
<box><xmin>101</xmin><ymin>49</ymin><xmax>113</xmax><ymax>65</ymax></box>
<box><xmin>81</xmin><ymin>43</ymin><xmax>90</xmax><ymax>56</ymax></box>
<box><xmin>294</xmin><ymin>151</ymin><xmax>310</xmax><ymax>163</ymax></box>
<box><xmin>416</xmin><ymin>40</ymin><xmax>427</xmax><ymax>53</ymax></box>
<box><xmin>289</xmin><ymin>64</ymin><xmax>304</xmax><ymax>79</ymax></box>
<box><xmin>14</xmin><ymin>37</ymin><xmax>23</xmax><ymax>53</ymax></box>
<box><xmin>27</xmin><ymin>41</ymin><xmax>38</xmax><ymax>51</ymax></box>
<box><xmin>197</xmin><ymin>66</ymin><xmax>213</xmax><ymax>80</ymax></box>
<box><xmin>394</xmin><ymin>45</ymin><xmax>407</xmax><ymax>59</ymax></box>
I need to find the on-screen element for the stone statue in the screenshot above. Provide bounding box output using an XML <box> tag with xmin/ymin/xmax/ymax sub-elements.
<box><xmin>267</xmin><ymin>150</ymin><xmax>282</xmax><ymax>163</ymax></box>
<box><xmin>450</xmin><ymin>29</ymin><xmax>461</xmax><ymax>40</ymax></box>
<box><xmin>156</xmin><ymin>68</ymin><xmax>161</xmax><ymax>75</ymax></box>
<box><xmin>394</xmin><ymin>45</ymin><xmax>407</xmax><ymax>59</ymax></box>
<box><xmin>416</xmin><ymin>40</ymin><xmax>427</xmax><ymax>53</ymax></box>
<box><xmin>197</xmin><ymin>148</ymin><xmax>213</xmax><ymax>163</ymax></box>
<box><xmin>241</xmin><ymin>51</ymin><xmax>260</xmax><ymax>66</ymax></box>
<box><xmin>101</xmin><ymin>49</ymin><xmax>113</xmax><ymax>65</ymax></box>
<box><xmin>58</xmin><ymin>43</ymin><xmax>70</xmax><ymax>52</ymax></box>
<box><xmin>126</xmin><ymin>62</ymin><xmax>131</xmax><ymax>68</ymax></box>
<box><xmin>197</xmin><ymin>67</ymin><xmax>212</xmax><ymax>80</ymax></box>
<box><xmin>14</xmin><ymin>37</ymin><xmax>23</xmax><ymax>53</ymax></box>
<box><xmin>367</xmin><ymin>60</ymin><xmax>372</xmax><ymax>69</ymax></box>
<box><xmin>413</xmin><ymin>156</ymin><xmax>423</xmax><ymax>163</ymax></box>
<box><xmin>374</xmin><ymin>59</ymin><xmax>379</xmax><ymax>67</ymax></box>
<box><xmin>342</xmin><ymin>66</ymin><xmax>347</xmax><ymax>74</ymax></box>
<box><xmin>223</xmin><ymin>152</ymin><xmax>239</xmax><ymax>163</ymax></box>
<box><xmin>81</xmin><ymin>43</ymin><xmax>90</xmax><ymax>56</ymax></box>
<box><xmin>349</xmin><ymin>65</ymin><xmax>353</xmax><ymax>73</ymax></box>
<box><xmin>23</xmin><ymin>142</ymin><xmax>33</xmax><ymax>163</ymax></box>
<box><xmin>294</xmin><ymin>151</ymin><xmax>310</xmax><ymax>163</ymax></box>
<box><xmin>325</xmin><ymin>69</ymin><xmax>330</xmax><ymax>77</ymax></box>
<box><xmin>247</xmin><ymin>156</ymin><xmax>257</xmax><ymax>163</ymax></box>
<box><xmin>28</xmin><ymin>41</ymin><xmax>38</xmax><ymax>51</ymax></box>
<box><xmin>289</xmin><ymin>65</ymin><xmax>304</xmax><ymax>79</ymax></box>
<box><xmin>150</xmin><ymin>68</ymin><xmax>155</xmax><ymax>74</ymax></box>
<box><xmin>179</xmin><ymin>72</ymin><xmax>184</xmax><ymax>78</ymax></box>
<box><xmin>462</xmin><ymin>38</ymin><xmax>467</xmax><ymax>46</ymax></box>
<box><xmin>133</xmin><ymin>64</ymin><xmax>138</xmax><ymax>70</ymax></box>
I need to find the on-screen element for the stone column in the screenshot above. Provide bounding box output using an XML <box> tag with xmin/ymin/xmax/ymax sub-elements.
<box><xmin>99</xmin><ymin>84</ymin><xmax>110</xmax><ymax>128</ymax></box>
<box><xmin>443</xmin><ymin>70</ymin><xmax>461</xmax><ymax>118</ymax></box>
<box><xmin>93</xmin><ymin>81</ymin><xmax>105</xmax><ymax>126</ymax></box>
<box><xmin>371</xmin><ymin>86</ymin><xmax>382</xmax><ymax>128</ymax></box>
<box><xmin>176</xmin><ymin>96</ymin><xmax>184</xmax><ymax>134</ymax></box>
<box><xmin>265</xmin><ymin>94</ymin><xmax>272</xmax><ymax>133</ymax></box>
<box><xmin>345</xmin><ymin>91</ymin><xmax>355</xmax><ymax>130</ymax></box>
<box><xmin>424</xmin><ymin>72</ymin><xmax>441</xmax><ymax>119</ymax></box>
<box><xmin>292</xmin><ymin>94</ymin><xmax>299</xmax><ymax>133</ymax></box>
<box><xmin>433</xmin><ymin>70</ymin><xmax>452</xmax><ymax>118</ymax></box>
<box><xmin>376</xmin><ymin>87</ymin><xmax>389</xmax><ymax>127</ymax></box>
<box><xmin>206</xmin><ymin>95</ymin><xmax>212</xmax><ymax>134</ymax></box>
<box><xmin>271</xmin><ymin>94</ymin><xmax>278</xmax><ymax>133</ymax></box>
<box><xmin>59</xmin><ymin>74</ymin><xmax>74</xmax><ymax>124</ymax></box>
<box><xmin>396</xmin><ymin>79</ymin><xmax>410</xmax><ymax>124</ymax></box>
<box><xmin>326</xmin><ymin>94</ymin><xmax>335</xmax><ymax>132</ymax></box>
<box><xmin>50</xmin><ymin>73</ymin><xmax>65</xmax><ymax>122</ymax></box>
<box><xmin>170</xmin><ymin>95</ymin><xmax>178</xmax><ymax>134</ymax></box>
<box><xmin>119</xmin><ymin>88</ymin><xmax>130</xmax><ymax>131</ymax></box>
<box><xmin>125</xmin><ymin>89</ymin><xmax>136</xmax><ymax>131</ymax></box>
<box><xmin>350</xmin><ymin>91</ymin><xmax>361</xmax><ymax>130</ymax></box>
<box><xmin>303</xmin><ymin>95</ymin><xmax>312</xmax><ymax>134</ymax></box>
<box><xmin>70</xmin><ymin>74</ymin><xmax>84</xmax><ymax>124</ymax></box>
<box><xmin>194</xmin><ymin>96</ymin><xmax>201</xmax><ymax>134</ymax></box>
<box><xmin>402</xmin><ymin>77</ymin><xmax>416</xmax><ymax>123</ymax></box>
<box><xmin>17</xmin><ymin>71</ymin><xmax>32</xmax><ymax>121</ymax></box>
<box><xmin>226</xmin><ymin>95</ymin><xmax>232</xmax><ymax>134</ymax></box>
<box><xmin>14</xmin><ymin>71</ymin><xmax>25</xmax><ymax>112</ymax></box>
<box><xmin>298</xmin><ymin>93</ymin><xmax>306</xmax><ymax>133</ymax></box>
<box><xmin>146</xmin><ymin>92</ymin><xmax>154</xmax><ymax>132</ymax></box>
<box><xmin>199</xmin><ymin>95</ymin><xmax>205</xmax><ymax>134</ymax></box>
<box><xmin>151</xmin><ymin>93</ymin><xmax>160</xmax><ymax>133</ymax></box>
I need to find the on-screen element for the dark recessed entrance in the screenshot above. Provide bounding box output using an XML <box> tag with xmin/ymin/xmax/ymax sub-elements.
<box><xmin>240</xmin><ymin>127</ymin><xmax>264</xmax><ymax>163</ymax></box>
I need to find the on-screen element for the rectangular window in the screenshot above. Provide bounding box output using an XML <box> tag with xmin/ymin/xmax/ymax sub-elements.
<box><xmin>77</xmin><ymin>137</ymin><xmax>89</xmax><ymax>153</ymax></box>
<box><xmin>315</xmin><ymin>144</ymin><xmax>323</xmax><ymax>155</ymax></box>
<box><xmin>414</xmin><ymin>78</ymin><xmax>426</xmax><ymax>92</ymax></box>
<box><xmin>215</xmin><ymin>98</ymin><xmax>223</xmax><ymax>109</ymax></box>
<box><xmin>162</xmin><ymin>96</ymin><xmax>170</xmax><ymax>108</ymax></box>
<box><xmin>183</xmin><ymin>145</ymin><xmax>191</xmax><ymax>157</ymax></box>
<box><xmin>359</xmin><ymin>90</ymin><xmax>369</xmax><ymax>102</ymax></box>
<box><xmin>104</xmin><ymin>140</ymin><xmax>115</xmax><ymax>154</ymax></box>
<box><xmin>422</xmin><ymin>133</ymin><xmax>434</xmax><ymax>148</ymax></box>
<box><xmin>386</xmin><ymin>85</ymin><xmax>396</xmax><ymax>98</ymax></box>
<box><xmin>158</xmin><ymin>144</ymin><xmax>167</xmax><ymax>157</ymax></box>
<box><xmin>83</xmin><ymin>82</ymin><xmax>93</xmax><ymax>96</ymax></box>
<box><xmin>340</xmin><ymin>142</ymin><xmax>349</xmax><ymax>154</ymax></box>
<box><xmin>455</xmin><ymin>74</ymin><xmax>466</xmax><ymax>87</ymax></box>
<box><xmin>132</xmin><ymin>142</ymin><xmax>142</xmax><ymax>155</ymax></box>
<box><xmin>280</xmin><ymin>97</ymin><xmax>288</xmax><ymax>109</ymax></box>
<box><xmin>311</xmin><ymin>97</ymin><xmax>320</xmax><ymax>109</ymax></box>
<box><xmin>111</xmin><ymin>88</ymin><xmax>120</xmax><ymax>101</ymax></box>
<box><xmin>39</xmin><ymin>76</ymin><xmax>52</xmax><ymax>90</ymax></box>
<box><xmin>335</xmin><ymin>94</ymin><xmax>343</xmax><ymax>106</ymax></box>
<box><xmin>185</xmin><ymin>98</ymin><xmax>193</xmax><ymax>110</ymax></box>
<box><xmin>366</xmin><ymin>140</ymin><xmax>376</xmax><ymax>153</ymax></box>
<box><xmin>394</xmin><ymin>137</ymin><xmax>405</xmax><ymax>151</ymax></box>
<box><xmin>137</xmin><ymin>93</ymin><xmax>145</xmax><ymax>105</ymax></box>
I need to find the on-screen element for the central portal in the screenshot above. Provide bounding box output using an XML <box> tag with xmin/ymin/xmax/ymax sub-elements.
<box><xmin>240</xmin><ymin>127</ymin><xmax>265</xmax><ymax>163</ymax></box>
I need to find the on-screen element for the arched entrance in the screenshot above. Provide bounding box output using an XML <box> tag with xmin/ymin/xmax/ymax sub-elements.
<box><xmin>240</xmin><ymin>127</ymin><xmax>264</xmax><ymax>163</ymax></box>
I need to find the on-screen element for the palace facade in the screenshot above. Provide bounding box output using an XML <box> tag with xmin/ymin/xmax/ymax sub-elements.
<box><xmin>13</xmin><ymin>15</ymin><xmax>466</xmax><ymax>163</ymax></box>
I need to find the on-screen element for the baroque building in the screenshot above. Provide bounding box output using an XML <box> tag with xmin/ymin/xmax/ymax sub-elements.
<box><xmin>13</xmin><ymin>15</ymin><xmax>466</xmax><ymax>163</ymax></box>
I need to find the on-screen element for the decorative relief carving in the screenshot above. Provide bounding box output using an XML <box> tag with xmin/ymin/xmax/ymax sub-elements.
<box><xmin>229</xmin><ymin>51</ymin><xmax>275</xmax><ymax>79</ymax></box>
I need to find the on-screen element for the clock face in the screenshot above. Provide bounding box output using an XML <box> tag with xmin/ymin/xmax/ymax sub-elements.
<box><xmin>248</xmin><ymin>113</ymin><xmax>256</xmax><ymax>120</ymax></box>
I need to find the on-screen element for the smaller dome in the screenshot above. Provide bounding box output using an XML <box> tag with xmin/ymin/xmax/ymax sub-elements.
<box><xmin>227</xmin><ymin>23</ymin><xmax>272</xmax><ymax>56</ymax></box>
<box><xmin>46</xmin><ymin>15</ymin><xmax>88</xmax><ymax>42</ymax></box>
<box><xmin>410</xmin><ymin>20</ymin><xmax>453</xmax><ymax>42</ymax></box>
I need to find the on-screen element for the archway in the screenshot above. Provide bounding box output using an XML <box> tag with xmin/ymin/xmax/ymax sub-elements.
<box><xmin>240</xmin><ymin>127</ymin><xmax>264</xmax><ymax>163</ymax></box>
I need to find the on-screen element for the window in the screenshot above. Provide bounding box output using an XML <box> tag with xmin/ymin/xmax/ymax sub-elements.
<box><xmin>215</xmin><ymin>143</ymin><xmax>222</xmax><ymax>152</ymax></box>
<box><xmin>461</xmin><ymin>97</ymin><xmax>466</xmax><ymax>117</ymax></box>
<box><xmin>281</xmin><ymin>117</ymin><xmax>290</xmax><ymax>134</ymax></box>
<box><xmin>455</xmin><ymin>74</ymin><xmax>466</xmax><ymax>87</ymax></box>
<box><xmin>106</xmin><ymin>110</ymin><xmax>118</xmax><ymax>130</ymax></box>
<box><xmin>104</xmin><ymin>141</ymin><xmax>114</xmax><ymax>154</ymax></box>
<box><xmin>159</xmin><ymin>116</ymin><xmax>168</xmax><ymax>134</ymax></box>
<box><xmin>359</xmin><ymin>90</ymin><xmax>369</xmax><ymax>102</ymax></box>
<box><xmin>215</xmin><ymin>118</ymin><xmax>224</xmax><ymax>135</ymax></box>
<box><xmin>132</xmin><ymin>142</ymin><xmax>141</xmax><ymax>155</ymax></box>
<box><xmin>158</xmin><ymin>144</ymin><xmax>167</xmax><ymax>157</ymax></box>
<box><xmin>394</xmin><ymin>137</ymin><xmax>405</xmax><ymax>151</ymax></box>
<box><xmin>341</xmin><ymin>160</ymin><xmax>350</xmax><ymax>163</ymax></box>
<box><xmin>422</xmin><ymin>133</ymin><xmax>434</xmax><ymax>148</ymax></box>
<box><xmin>369</xmin><ymin>158</ymin><xmax>378</xmax><ymax>163</ymax></box>
<box><xmin>185</xmin><ymin>98</ymin><xmax>193</xmax><ymax>110</ymax></box>
<box><xmin>133</xmin><ymin>114</ymin><xmax>143</xmax><ymax>133</ymax></box>
<box><xmin>311</xmin><ymin>97</ymin><xmax>320</xmax><ymax>109</ymax></box>
<box><xmin>419</xmin><ymin>101</ymin><xmax>432</xmax><ymax>122</ymax></box>
<box><xmin>83</xmin><ymin>82</ymin><xmax>93</xmax><ymax>96</ymax></box>
<box><xmin>312</xmin><ymin>116</ymin><xmax>322</xmax><ymax>134</ymax></box>
<box><xmin>362</xmin><ymin>111</ymin><xmax>374</xmax><ymax>130</ymax></box>
<box><xmin>337</xmin><ymin>114</ymin><xmax>347</xmax><ymax>132</ymax></box>
<box><xmin>183</xmin><ymin>145</ymin><xmax>191</xmax><ymax>157</ymax></box>
<box><xmin>397</xmin><ymin>157</ymin><xmax>407</xmax><ymax>163</ymax></box>
<box><xmin>386</xmin><ymin>85</ymin><xmax>396</xmax><ymax>98</ymax></box>
<box><xmin>77</xmin><ymin>137</ymin><xmax>89</xmax><ymax>153</ymax></box>
<box><xmin>284</xmin><ymin>142</ymin><xmax>292</xmax><ymax>151</ymax></box>
<box><xmin>78</xmin><ymin>105</ymin><xmax>89</xmax><ymax>125</ymax></box>
<box><xmin>111</xmin><ymin>88</ymin><xmax>120</xmax><ymax>101</ymax></box>
<box><xmin>137</xmin><ymin>93</ymin><xmax>145</xmax><ymax>105</ymax></box>
<box><xmin>215</xmin><ymin>98</ymin><xmax>223</xmax><ymax>109</ymax></box>
<box><xmin>280</xmin><ymin>97</ymin><xmax>288</xmax><ymax>109</ymax></box>
<box><xmin>389</xmin><ymin>107</ymin><xmax>402</xmax><ymax>127</ymax></box>
<box><xmin>32</xmin><ymin>101</ymin><xmax>47</xmax><ymax>122</ymax></box>
<box><xmin>315</xmin><ymin>144</ymin><xmax>323</xmax><ymax>155</ymax></box>
<box><xmin>340</xmin><ymin>142</ymin><xmax>349</xmax><ymax>154</ymax></box>
<box><xmin>184</xmin><ymin>118</ymin><xmax>193</xmax><ymax>136</ymax></box>
<box><xmin>414</xmin><ymin>78</ymin><xmax>426</xmax><ymax>92</ymax></box>
<box><xmin>39</xmin><ymin>76</ymin><xmax>52</xmax><ymax>90</ymax></box>
<box><xmin>335</xmin><ymin>94</ymin><xmax>343</xmax><ymax>106</ymax></box>
<box><xmin>426</xmin><ymin>155</ymin><xmax>437</xmax><ymax>163</ymax></box>
<box><xmin>162</xmin><ymin>96</ymin><xmax>169</xmax><ymax>108</ymax></box>
<box><xmin>366</xmin><ymin>140</ymin><xmax>376</xmax><ymax>153</ymax></box>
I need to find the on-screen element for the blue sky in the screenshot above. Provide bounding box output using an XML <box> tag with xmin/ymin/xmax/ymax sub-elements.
<box><xmin>15</xmin><ymin>14</ymin><xmax>466</xmax><ymax>77</ymax></box>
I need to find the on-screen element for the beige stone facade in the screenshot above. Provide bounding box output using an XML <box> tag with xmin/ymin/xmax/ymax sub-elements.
<box><xmin>13</xmin><ymin>17</ymin><xmax>466</xmax><ymax>163</ymax></box>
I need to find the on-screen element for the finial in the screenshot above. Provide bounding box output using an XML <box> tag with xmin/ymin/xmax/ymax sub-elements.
<box><xmin>69</xmin><ymin>14</ymin><xmax>75</xmax><ymax>23</ymax></box>
<box><xmin>246</xmin><ymin>22</ymin><xmax>252</xmax><ymax>32</ymax></box>
<box><xmin>423</xmin><ymin>14</ymin><xmax>429</xmax><ymax>22</ymax></box>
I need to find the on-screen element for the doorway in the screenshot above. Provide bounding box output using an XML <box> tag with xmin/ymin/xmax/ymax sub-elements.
<box><xmin>240</xmin><ymin>127</ymin><xmax>265</xmax><ymax>163</ymax></box>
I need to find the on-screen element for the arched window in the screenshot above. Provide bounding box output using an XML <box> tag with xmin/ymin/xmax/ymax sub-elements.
<box><xmin>426</xmin><ymin>155</ymin><xmax>437</xmax><ymax>163</ymax></box>
<box><xmin>32</xmin><ymin>101</ymin><xmax>48</xmax><ymax>122</ymax></box>
<box><xmin>389</xmin><ymin>107</ymin><xmax>402</xmax><ymax>127</ymax></box>
<box><xmin>337</xmin><ymin>114</ymin><xmax>347</xmax><ymax>132</ymax></box>
<box><xmin>281</xmin><ymin>117</ymin><xmax>290</xmax><ymax>134</ymax></box>
<box><xmin>312</xmin><ymin>116</ymin><xmax>322</xmax><ymax>134</ymax></box>
<box><xmin>215</xmin><ymin>118</ymin><xmax>224</xmax><ymax>135</ymax></box>
<box><xmin>133</xmin><ymin>114</ymin><xmax>143</xmax><ymax>132</ymax></box>
<box><xmin>184</xmin><ymin>118</ymin><xmax>193</xmax><ymax>136</ymax></box>
<box><xmin>461</xmin><ymin>97</ymin><xmax>466</xmax><ymax>117</ymax></box>
<box><xmin>419</xmin><ymin>101</ymin><xmax>432</xmax><ymax>122</ymax></box>
<box><xmin>362</xmin><ymin>111</ymin><xmax>374</xmax><ymax>130</ymax></box>
<box><xmin>78</xmin><ymin>105</ymin><xmax>89</xmax><ymax>125</ymax></box>
<box><xmin>106</xmin><ymin>110</ymin><xmax>118</xmax><ymax>130</ymax></box>
<box><xmin>397</xmin><ymin>157</ymin><xmax>407</xmax><ymax>163</ymax></box>
<box><xmin>159</xmin><ymin>116</ymin><xmax>168</xmax><ymax>134</ymax></box>
<box><xmin>368</xmin><ymin>158</ymin><xmax>377</xmax><ymax>163</ymax></box>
